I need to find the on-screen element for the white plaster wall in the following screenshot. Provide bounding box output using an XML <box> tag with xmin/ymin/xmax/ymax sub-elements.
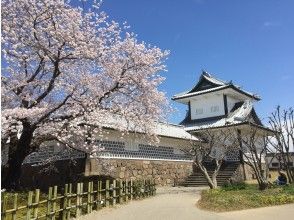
<box><xmin>227</xmin><ymin>95</ymin><xmax>240</xmax><ymax>112</ymax></box>
<box><xmin>96</xmin><ymin>129</ymin><xmax>192</xmax><ymax>151</ymax></box>
<box><xmin>190</xmin><ymin>94</ymin><xmax>224</xmax><ymax>120</ymax></box>
<box><xmin>21</xmin><ymin>128</ymin><xmax>194</xmax><ymax>164</ymax></box>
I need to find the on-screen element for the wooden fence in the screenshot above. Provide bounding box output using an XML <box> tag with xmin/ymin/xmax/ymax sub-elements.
<box><xmin>1</xmin><ymin>179</ymin><xmax>156</xmax><ymax>220</ymax></box>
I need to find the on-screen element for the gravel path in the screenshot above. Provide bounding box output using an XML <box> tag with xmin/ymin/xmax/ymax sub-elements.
<box><xmin>79</xmin><ymin>187</ymin><xmax>294</xmax><ymax>220</ymax></box>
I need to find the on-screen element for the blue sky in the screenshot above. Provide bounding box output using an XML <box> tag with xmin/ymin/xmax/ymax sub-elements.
<box><xmin>97</xmin><ymin>1</ymin><xmax>293</xmax><ymax>123</ymax></box>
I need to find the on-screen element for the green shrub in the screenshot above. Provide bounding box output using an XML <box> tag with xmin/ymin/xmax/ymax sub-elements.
<box><xmin>222</xmin><ymin>182</ymin><xmax>247</xmax><ymax>191</ymax></box>
<box><xmin>198</xmin><ymin>183</ymin><xmax>294</xmax><ymax>212</ymax></box>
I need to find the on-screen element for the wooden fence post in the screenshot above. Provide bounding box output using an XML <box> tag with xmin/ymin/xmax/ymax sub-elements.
<box><xmin>90</xmin><ymin>182</ymin><xmax>94</xmax><ymax>211</ymax></box>
<box><xmin>11</xmin><ymin>193</ymin><xmax>18</xmax><ymax>220</ymax></box>
<box><xmin>46</xmin><ymin>187</ymin><xmax>52</xmax><ymax>220</ymax></box>
<box><xmin>96</xmin><ymin>180</ymin><xmax>102</xmax><ymax>210</ymax></box>
<box><xmin>149</xmin><ymin>179</ymin><xmax>152</xmax><ymax>196</ymax></box>
<box><xmin>130</xmin><ymin>179</ymin><xmax>133</xmax><ymax>200</ymax></box>
<box><xmin>118</xmin><ymin>180</ymin><xmax>123</xmax><ymax>204</ymax></box>
<box><xmin>33</xmin><ymin>189</ymin><xmax>40</xmax><ymax>219</ymax></box>
<box><xmin>66</xmin><ymin>184</ymin><xmax>72</xmax><ymax>220</ymax></box>
<box><xmin>61</xmin><ymin>184</ymin><xmax>68</xmax><ymax>220</ymax></box>
<box><xmin>75</xmin><ymin>183</ymin><xmax>81</xmax><ymax>218</ymax></box>
<box><xmin>125</xmin><ymin>180</ymin><xmax>129</xmax><ymax>202</ymax></box>
<box><xmin>1</xmin><ymin>194</ymin><xmax>7</xmax><ymax>220</ymax></box>
<box><xmin>112</xmin><ymin>180</ymin><xmax>116</xmax><ymax>206</ymax></box>
<box><xmin>26</xmin><ymin>191</ymin><xmax>33</xmax><ymax>220</ymax></box>
<box><xmin>87</xmin><ymin>182</ymin><xmax>93</xmax><ymax>214</ymax></box>
<box><xmin>105</xmin><ymin>180</ymin><xmax>110</xmax><ymax>207</ymax></box>
<box><xmin>52</xmin><ymin>186</ymin><xmax>57</xmax><ymax>220</ymax></box>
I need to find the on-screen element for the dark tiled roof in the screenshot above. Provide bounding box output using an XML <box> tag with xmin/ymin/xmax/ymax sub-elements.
<box><xmin>172</xmin><ymin>71</ymin><xmax>261</xmax><ymax>101</ymax></box>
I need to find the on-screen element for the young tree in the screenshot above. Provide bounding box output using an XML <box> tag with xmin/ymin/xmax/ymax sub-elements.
<box><xmin>268</xmin><ymin>106</ymin><xmax>294</xmax><ymax>183</ymax></box>
<box><xmin>1</xmin><ymin>0</ymin><xmax>169</xmax><ymax>189</ymax></box>
<box><xmin>183</xmin><ymin>128</ymin><xmax>238</xmax><ymax>189</ymax></box>
<box><xmin>238</xmin><ymin>126</ymin><xmax>271</xmax><ymax>190</ymax></box>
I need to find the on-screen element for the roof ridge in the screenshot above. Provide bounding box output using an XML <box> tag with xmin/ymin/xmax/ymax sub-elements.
<box><xmin>157</xmin><ymin>121</ymin><xmax>185</xmax><ymax>128</ymax></box>
<box><xmin>201</xmin><ymin>70</ymin><xmax>228</xmax><ymax>85</ymax></box>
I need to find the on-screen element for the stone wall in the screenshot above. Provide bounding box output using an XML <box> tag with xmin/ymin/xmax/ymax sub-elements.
<box><xmin>231</xmin><ymin>163</ymin><xmax>263</xmax><ymax>182</ymax></box>
<box><xmin>230</xmin><ymin>163</ymin><xmax>246</xmax><ymax>183</ymax></box>
<box><xmin>85</xmin><ymin>158</ymin><xmax>193</xmax><ymax>186</ymax></box>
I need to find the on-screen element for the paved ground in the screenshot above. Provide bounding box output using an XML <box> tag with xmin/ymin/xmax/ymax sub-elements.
<box><xmin>79</xmin><ymin>187</ymin><xmax>294</xmax><ymax>220</ymax></box>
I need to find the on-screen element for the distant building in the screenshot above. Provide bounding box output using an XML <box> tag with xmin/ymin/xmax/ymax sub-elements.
<box><xmin>266</xmin><ymin>152</ymin><xmax>294</xmax><ymax>170</ymax></box>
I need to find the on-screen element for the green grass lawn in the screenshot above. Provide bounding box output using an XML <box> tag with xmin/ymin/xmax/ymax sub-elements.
<box><xmin>197</xmin><ymin>183</ymin><xmax>294</xmax><ymax>212</ymax></box>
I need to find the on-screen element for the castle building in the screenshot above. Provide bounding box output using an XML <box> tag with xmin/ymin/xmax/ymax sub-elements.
<box><xmin>10</xmin><ymin>71</ymin><xmax>272</xmax><ymax>189</ymax></box>
<box><xmin>173</xmin><ymin>71</ymin><xmax>271</xmax><ymax>160</ymax></box>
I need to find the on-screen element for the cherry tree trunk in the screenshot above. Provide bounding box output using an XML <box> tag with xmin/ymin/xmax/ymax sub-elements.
<box><xmin>211</xmin><ymin>175</ymin><xmax>218</xmax><ymax>189</ymax></box>
<box><xmin>196</xmin><ymin>163</ymin><xmax>218</xmax><ymax>189</ymax></box>
<box><xmin>258</xmin><ymin>181</ymin><xmax>268</xmax><ymax>191</ymax></box>
<box><xmin>2</xmin><ymin>125</ymin><xmax>34</xmax><ymax>190</ymax></box>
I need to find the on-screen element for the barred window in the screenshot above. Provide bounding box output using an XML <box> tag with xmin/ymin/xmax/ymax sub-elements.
<box><xmin>95</xmin><ymin>140</ymin><xmax>192</xmax><ymax>161</ymax></box>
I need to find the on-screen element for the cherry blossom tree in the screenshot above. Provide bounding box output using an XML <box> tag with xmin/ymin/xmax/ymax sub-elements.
<box><xmin>1</xmin><ymin>0</ymin><xmax>169</xmax><ymax>189</ymax></box>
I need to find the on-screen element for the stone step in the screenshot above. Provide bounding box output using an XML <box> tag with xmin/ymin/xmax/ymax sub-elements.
<box><xmin>189</xmin><ymin>173</ymin><xmax>235</xmax><ymax>176</ymax></box>
<box><xmin>185</xmin><ymin>179</ymin><xmax>229</xmax><ymax>183</ymax></box>
<box><xmin>187</xmin><ymin>174</ymin><xmax>236</xmax><ymax>177</ymax></box>
<box><xmin>181</xmin><ymin>162</ymin><xmax>241</xmax><ymax>187</ymax></box>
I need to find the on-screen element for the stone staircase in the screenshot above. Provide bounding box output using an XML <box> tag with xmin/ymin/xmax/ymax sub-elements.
<box><xmin>182</xmin><ymin>162</ymin><xmax>240</xmax><ymax>187</ymax></box>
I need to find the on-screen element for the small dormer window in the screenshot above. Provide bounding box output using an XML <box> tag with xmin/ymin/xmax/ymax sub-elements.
<box><xmin>211</xmin><ymin>106</ymin><xmax>219</xmax><ymax>113</ymax></box>
<box><xmin>195</xmin><ymin>108</ymin><xmax>203</xmax><ymax>115</ymax></box>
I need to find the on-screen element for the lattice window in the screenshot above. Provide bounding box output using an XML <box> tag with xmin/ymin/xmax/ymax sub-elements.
<box><xmin>95</xmin><ymin>140</ymin><xmax>126</xmax><ymax>158</ymax></box>
<box><xmin>95</xmin><ymin>140</ymin><xmax>192</xmax><ymax>161</ymax></box>
<box><xmin>225</xmin><ymin>149</ymin><xmax>240</xmax><ymax>161</ymax></box>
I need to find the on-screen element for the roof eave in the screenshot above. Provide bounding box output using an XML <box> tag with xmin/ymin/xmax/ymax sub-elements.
<box><xmin>186</xmin><ymin>122</ymin><xmax>274</xmax><ymax>134</ymax></box>
<box><xmin>172</xmin><ymin>85</ymin><xmax>260</xmax><ymax>101</ymax></box>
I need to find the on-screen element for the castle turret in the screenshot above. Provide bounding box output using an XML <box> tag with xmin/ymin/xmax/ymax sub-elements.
<box><xmin>172</xmin><ymin>71</ymin><xmax>264</xmax><ymax>132</ymax></box>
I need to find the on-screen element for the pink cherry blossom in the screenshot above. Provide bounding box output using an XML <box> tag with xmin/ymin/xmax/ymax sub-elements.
<box><xmin>1</xmin><ymin>0</ymin><xmax>169</xmax><ymax>188</ymax></box>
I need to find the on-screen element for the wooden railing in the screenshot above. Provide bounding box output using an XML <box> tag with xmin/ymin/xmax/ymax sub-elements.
<box><xmin>1</xmin><ymin>179</ymin><xmax>156</xmax><ymax>220</ymax></box>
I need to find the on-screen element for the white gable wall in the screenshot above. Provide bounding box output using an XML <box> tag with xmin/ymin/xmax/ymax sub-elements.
<box><xmin>227</xmin><ymin>95</ymin><xmax>241</xmax><ymax>112</ymax></box>
<box><xmin>190</xmin><ymin>94</ymin><xmax>225</xmax><ymax>120</ymax></box>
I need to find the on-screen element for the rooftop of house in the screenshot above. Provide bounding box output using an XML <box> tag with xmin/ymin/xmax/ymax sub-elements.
<box><xmin>172</xmin><ymin>71</ymin><xmax>261</xmax><ymax>102</ymax></box>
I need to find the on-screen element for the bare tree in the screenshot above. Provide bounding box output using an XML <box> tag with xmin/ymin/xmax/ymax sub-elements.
<box><xmin>183</xmin><ymin>128</ymin><xmax>238</xmax><ymax>189</ymax></box>
<box><xmin>268</xmin><ymin>106</ymin><xmax>294</xmax><ymax>183</ymax></box>
<box><xmin>238</xmin><ymin>125</ymin><xmax>271</xmax><ymax>190</ymax></box>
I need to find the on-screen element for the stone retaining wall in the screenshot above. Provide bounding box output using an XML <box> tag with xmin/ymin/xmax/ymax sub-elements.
<box><xmin>85</xmin><ymin>158</ymin><xmax>193</xmax><ymax>186</ymax></box>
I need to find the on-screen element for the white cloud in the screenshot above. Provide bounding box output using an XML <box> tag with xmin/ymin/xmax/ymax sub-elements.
<box><xmin>263</xmin><ymin>21</ymin><xmax>281</xmax><ymax>27</ymax></box>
